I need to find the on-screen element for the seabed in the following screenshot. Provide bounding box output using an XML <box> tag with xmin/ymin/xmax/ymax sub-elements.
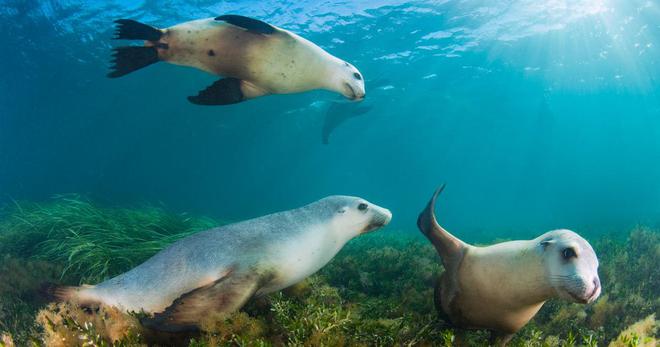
<box><xmin>0</xmin><ymin>196</ymin><xmax>657</xmax><ymax>346</ymax></box>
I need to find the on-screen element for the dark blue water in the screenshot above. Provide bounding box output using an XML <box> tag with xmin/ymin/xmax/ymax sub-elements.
<box><xmin>1</xmin><ymin>0</ymin><xmax>659</xmax><ymax>242</ymax></box>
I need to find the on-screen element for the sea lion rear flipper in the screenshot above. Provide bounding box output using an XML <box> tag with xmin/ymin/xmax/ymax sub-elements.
<box><xmin>107</xmin><ymin>20</ymin><xmax>163</xmax><ymax>78</ymax></box>
<box><xmin>141</xmin><ymin>271</ymin><xmax>259</xmax><ymax>332</ymax></box>
<box><xmin>112</xmin><ymin>19</ymin><xmax>163</xmax><ymax>41</ymax></box>
<box><xmin>108</xmin><ymin>46</ymin><xmax>159</xmax><ymax>78</ymax></box>
<box><xmin>214</xmin><ymin>15</ymin><xmax>276</xmax><ymax>34</ymax></box>
<box><xmin>187</xmin><ymin>78</ymin><xmax>245</xmax><ymax>105</ymax></box>
<box><xmin>417</xmin><ymin>185</ymin><xmax>467</xmax><ymax>267</ymax></box>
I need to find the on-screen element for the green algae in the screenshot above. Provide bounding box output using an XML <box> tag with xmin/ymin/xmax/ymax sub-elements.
<box><xmin>0</xmin><ymin>195</ymin><xmax>218</xmax><ymax>283</ymax></box>
<box><xmin>0</xmin><ymin>196</ymin><xmax>657</xmax><ymax>346</ymax></box>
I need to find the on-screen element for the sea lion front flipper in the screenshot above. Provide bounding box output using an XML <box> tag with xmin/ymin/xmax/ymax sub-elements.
<box><xmin>187</xmin><ymin>78</ymin><xmax>245</xmax><ymax>105</ymax></box>
<box><xmin>141</xmin><ymin>271</ymin><xmax>259</xmax><ymax>332</ymax></box>
<box><xmin>214</xmin><ymin>15</ymin><xmax>276</xmax><ymax>34</ymax></box>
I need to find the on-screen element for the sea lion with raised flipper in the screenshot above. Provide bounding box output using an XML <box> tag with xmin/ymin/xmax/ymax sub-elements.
<box><xmin>108</xmin><ymin>15</ymin><xmax>366</xmax><ymax>105</ymax></box>
<box><xmin>54</xmin><ymin>195</ymin><xmax>391</xmax><ymax>332</ymax></box>
<box><xmin>417</xmin><ymin>185</ymin><xmax>601</xmax><ymax>346</ymax></box>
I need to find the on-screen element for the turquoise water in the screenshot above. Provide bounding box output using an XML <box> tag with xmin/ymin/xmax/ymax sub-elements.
<box><xmin>1</xmin><ymin>0</ymin><xmax>659</xmax><ymax>242</ymax></box>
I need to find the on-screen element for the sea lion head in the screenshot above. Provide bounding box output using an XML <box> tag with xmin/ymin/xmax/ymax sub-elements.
<box><xmin>538</xmin><ymin>229</ymin><xmax>601</xmax><ymax>304</ymax></box>
<box><xmin>332</xmin><ymin>61</ymin><xmax>366</xmax><ymax>101</ymax></box>
<box><xmin>315</xmin><ymin>196</ymin><xmax>391</xmax><ymax>236</ymax></box>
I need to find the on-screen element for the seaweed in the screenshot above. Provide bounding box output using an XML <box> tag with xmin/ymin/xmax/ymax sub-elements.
<box><xmin>36</xmin><ymin>302</ymin><xmax>144</xmax><ymax>347</ymax></box>
<box><xmin>0</xmin><ymin>196</ymin><xmax>657</xmax><ymax>346</ymax></box>
<box><xmin>608</xmin><ymin>314</ymin><xmax>657</xmax><ymax>347</ymax></box>
<box><xmin>0</xmin><ymin>195</ymin><xmax>218</xmax><ymax>283</ymax></box>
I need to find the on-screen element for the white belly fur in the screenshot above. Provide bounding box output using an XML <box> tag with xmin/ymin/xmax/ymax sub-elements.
<box><xmin>258</xmin><ymin>224</ymin><xmax>346</xmax><ymax>295</ymax></box>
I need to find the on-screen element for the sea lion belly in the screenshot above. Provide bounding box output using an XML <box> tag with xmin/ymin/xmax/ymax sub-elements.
<box><xmin>257</xmin><ymin>224</ymin><xmax>345</xmax><ymax>295</ymax></box>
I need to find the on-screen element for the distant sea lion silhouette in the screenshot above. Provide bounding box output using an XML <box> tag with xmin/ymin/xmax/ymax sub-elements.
<box><xmin>321</xmin><ymin>78</ymin><xmax>391</xmax><ymax>144</ymax></box>
<box><xmin>108</xmin><ymin>15</ymin><xmax>366</xmax><ymax>105</ymax></box>
<box><xmin>417</xmin><ymin>186</ymin><xmax>600</xmax><ymax>346</ymax></box>
<box><xmin>322</xmin><ymin>101</ymin><xmax>372</xmax><ymax>144</ymax></box>
<box><xmin>55</xmin><ymin>196</ymin><xmax>391</xmax><ymax>332</ymax></box>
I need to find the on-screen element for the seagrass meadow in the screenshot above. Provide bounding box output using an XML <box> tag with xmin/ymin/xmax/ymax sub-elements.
<box><xmin>0</xmin><ymin>196</ymin><xmax>657</xmax><ymax>346</ymax></box>
<box><xmin>2</xmin><ymin>0</ymin><xmax>660</xmax><ymax>346</ymax></box>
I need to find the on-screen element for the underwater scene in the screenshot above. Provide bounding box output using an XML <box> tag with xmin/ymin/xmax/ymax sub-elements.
<box><xmin>0</xmin><ymin>0</ymin><xmax>659</xmax><ymax>346</ymax></box>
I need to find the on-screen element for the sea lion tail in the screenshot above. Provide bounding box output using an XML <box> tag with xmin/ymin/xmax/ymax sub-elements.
<box><xmin>108</xmin><ymin>19</ymin><xmax>163</xmax><ymax>78</ymax></box>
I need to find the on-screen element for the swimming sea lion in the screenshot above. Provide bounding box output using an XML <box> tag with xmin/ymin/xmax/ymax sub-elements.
<box><xmin>55</xmin><ymin>195</ymin><xmax>391</xmax><ymax>332</ymax></box>
<box><xmin>109</xmin><ymin>15</ymin><xmax>366</xmax><ymax>105</ymax></box>
<box><xmin>417</xmin><ymin>186</ymin><xmax>601</xmax><ymax>346</ymax></box>
<box><xmin>321</xmin><ymin>78</ymin><xmax>393</xmax><ymax>144</ymax></box>
<box><xmin>322</xmin><ymin>100</ymin><xmax>372</xmax><ymax>144</ymax></box>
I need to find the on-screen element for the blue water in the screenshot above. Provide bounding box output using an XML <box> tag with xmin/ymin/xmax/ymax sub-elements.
<box><xmin>1</xmin><ymin>0</ymin><xmax>659</xmax><ymax>242</ymax></box>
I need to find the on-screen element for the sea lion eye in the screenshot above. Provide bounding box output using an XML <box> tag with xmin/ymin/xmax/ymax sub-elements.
<box><xmin>562</xmin><ymin>247</ymin><xmax>577</xmax><ymax>259</ymax></box>
<box><xmin>353</xmin><ymin>72</ymin><xmax>362</xmax><ymax>80</ymax></box>
<box><xmin>357</xmin><ymin>203</ymin><xmax>368</xmax><ymax>211</ymax></box>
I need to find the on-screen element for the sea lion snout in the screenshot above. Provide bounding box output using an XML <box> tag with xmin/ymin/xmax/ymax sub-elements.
<box><xmin>564</xmin><ymin>275</ymin><xmax>601</xmax><ymax>304</ymax></box>
<box><xmin>362</xmin><ymin>205</ymin><xmax>392</xmax><ymax>233</ymax></box>
<box><xmin>334</xmin><ymin>61</ymin><xmax>366</xmax><ymax>101</ymax></box>
<box><xmin>342</xmin><ymin>82</ymin><xmax>366</xmax><ymax>101</ymax></box>
<box><xmin>586</xmin><ymin>277</ymin><xmax>601</xmax><ymax>303</ymax></box>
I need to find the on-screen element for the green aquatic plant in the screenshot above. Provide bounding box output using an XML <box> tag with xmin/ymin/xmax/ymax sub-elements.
<box><xmin>440</xmin><ymin>329</ymin><xmax>455</xmax><ymax>347</ymax></box>
<box><xmin>582</xmin><ymin>333</ymin><xmax>598</xmax><ymax>347</ymax></box>
<box><xmin>0</xmin><ymin>197</ymin><xmax>658</xmax><ymax>346</ymax></box>
<box><xmin>0</xmin><ymin>195</ymin><xmax>218</xmax><ymax>283</ymax></box>
<box><xmin>0</xmin><ymin>256</ymin><xmax>65</xmax><ymax>345</ymax></box>
<box><xmin>270</xmin><ymin>280</ymin><xmax>351</xmax><ymax>346</ymax></box>
<box><xmin>563</xmin><ymin>330</ymin><xmax>576</xmax><ymax>347</ymax></box>
<box><xmin>608</xmin><ymin>314</ymin><xmax>658</xmax><ymax>347</ymax></box>
<box><xmin>195</xmin><ymin>311</ymin><xmax>269</xmax><ymax>347</ymax></box>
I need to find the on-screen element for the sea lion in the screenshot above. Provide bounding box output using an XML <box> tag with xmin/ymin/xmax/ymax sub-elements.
<box><xmin>108</xmin><ymin>15</ymin><xmax>366</xmax><ymax>105</ymax></box>
<box><xmin>417</xmin><ymin>186</ymin><xmax>601</xmax><ymax>346</ymax></box>
<box><xmin>55</xmin><ymin>195</ymin><xmax>391</xmax><ymax>332</ymax></box>
<box><xmin>321</xmin><ymin>78</ymin><xmax>393</xmax><ymax>144</ymax></box>
<box><xmin>322</xmin><ymin>101</ymin><xmax>372</xmax><ymax>144</ymax></box>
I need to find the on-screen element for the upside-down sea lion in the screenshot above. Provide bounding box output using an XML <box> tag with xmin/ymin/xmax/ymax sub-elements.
<box><xmin>55</xmin><ymin>196</ymin><xmax>391</xmax><ymax>332</ymax></box>
<box><xmin>109</xmin><ymin>15</ymin><xmax>366</xmax><ymax>105</ymax></box>
<box><xmin>417</xmin><ymin>185</ymin><xmax>601</xmax><ymax>345</ymax></box>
